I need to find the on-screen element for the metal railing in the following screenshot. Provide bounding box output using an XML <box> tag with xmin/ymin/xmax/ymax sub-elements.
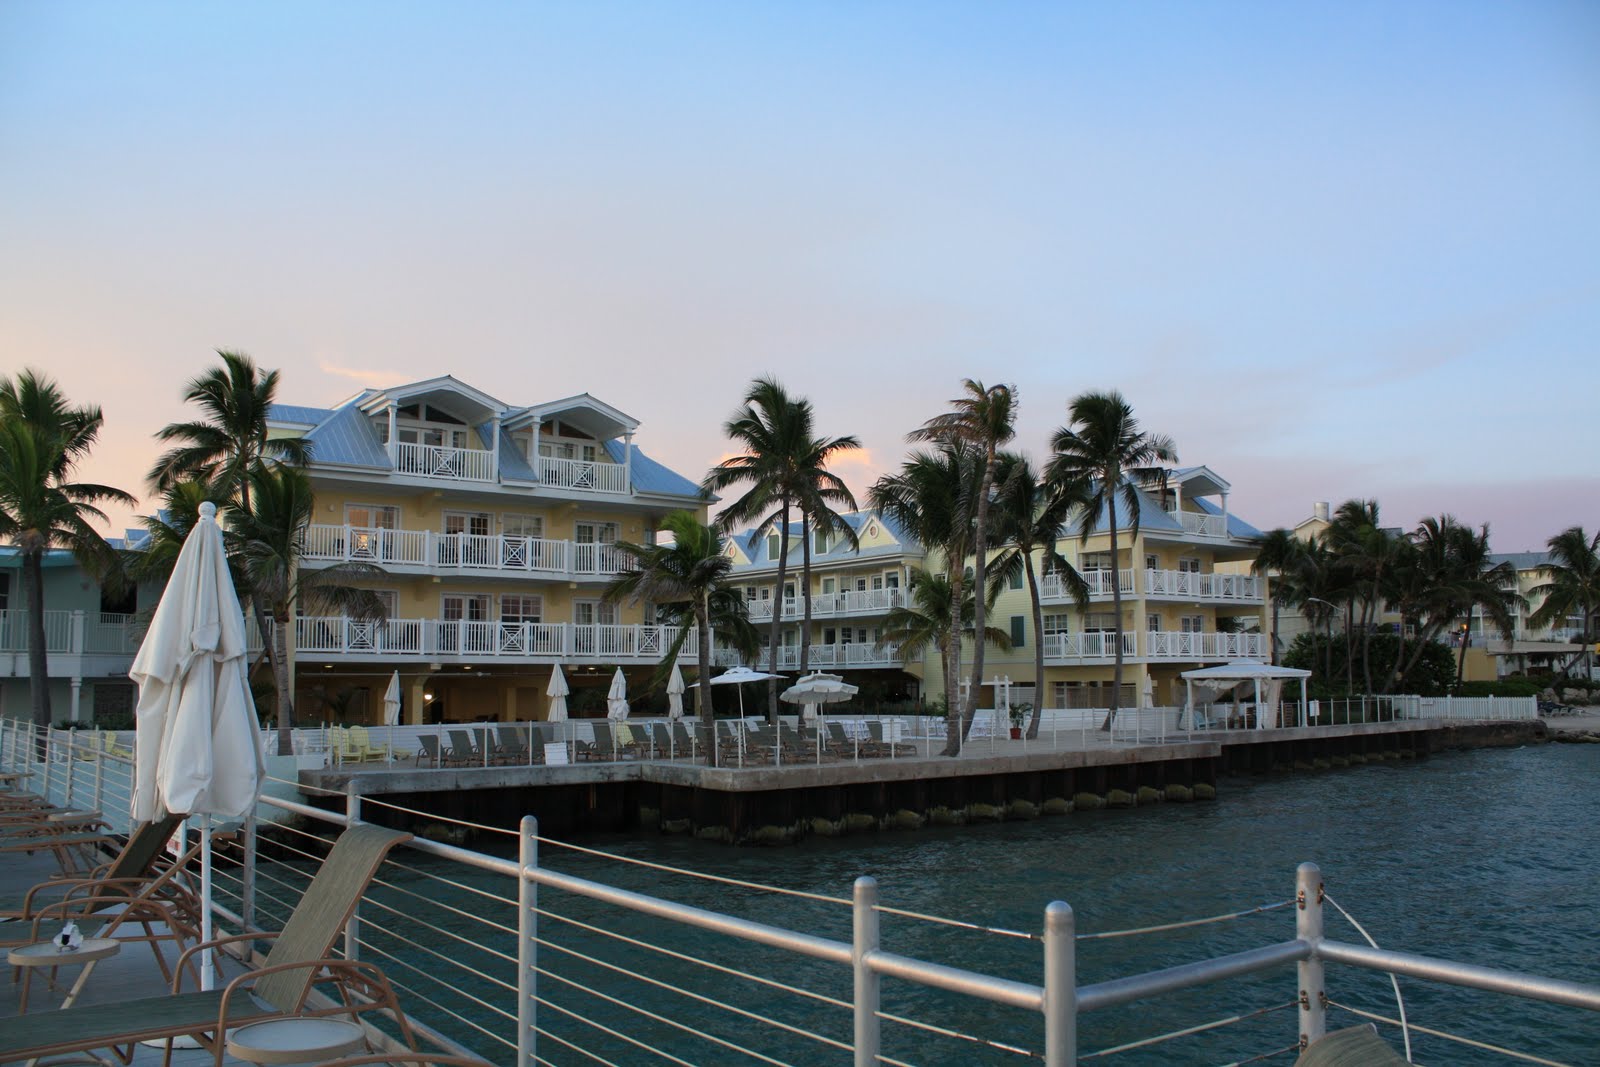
<box><xmin>4</xmin><ymin>720</ymin><xmax>1596</xmax><ymax>1065</ymax></box>
<box><xmin>300</xmin><ymin>525</ymin><xmax>628</xmax><ymax>579</ymax></box>
<box><xmin>392</xmin><ymin>441</ymin><xmax>497</xmax><ymax>482</ymax></box>
<box><xmin>284</xmin><ymin>617</ymin><xmax>697</xmax><ymax>661</ymax></box>
<box><xmin>538</xmin><ymin>455</ymin><xmax>628</xmax><ymax>494</ymax></box>
<box><xmin>1039</xmin><ymin>569</ymin><xmax>1134</xmax><ymax>601</ymax></box>
<box><xmin>745</xmin><ymin>587</ymin><xmax>909</xmax><ymax>622</ymax></box>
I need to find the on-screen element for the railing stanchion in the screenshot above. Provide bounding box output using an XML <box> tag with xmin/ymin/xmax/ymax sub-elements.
<box><xmin>518</xmin><ymin>814</ymin><xmax>538</xmax><ymax>1067</ymax></box>
<box><xmin>44</xmin><ymin>728</ymin><xmax>55</xmax><ymax>805</ymax></box>
<box><xmin>1297</xmin><ymin>861</ymin><xmax>1325</xmax><ymax>1051</ymax></box>
<box><xmin>241</xmin><ymin>813</ymin><xmax>258</xmax><ymax>932</ymax></box>
<box><xmin>93</xmin><ymin>738</ymin><xmax>104</xmax><ymax>815</ymax></box>
<box><xmin>853</xmin><ymin>875</ymin><xmax>881</xmax><ymax>1067</ymax></box>
<box><xmin>65</xmin><ymin>729</ymin><xmax>77</xmax><ymax>808</ymax></box>
<box><xmin>1043</xmin><ymin>901</ymin><xmax>1076</xmax><ymax>1067</ymax></box>
<box><xmin>345</xmin><ymin>782</ymin><xmax>362</xmax><ymax>963</ymax></box>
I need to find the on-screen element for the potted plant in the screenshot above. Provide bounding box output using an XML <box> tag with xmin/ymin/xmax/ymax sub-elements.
<box><xmin>1008</xmin><ymin>702</ymin><xmax>1031</xmax><ymax>740</ymax></box>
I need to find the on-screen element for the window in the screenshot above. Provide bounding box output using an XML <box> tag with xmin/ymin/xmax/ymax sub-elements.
<box><xmin>444</xmin><ymin>511</ymin><xmax>492</xmax><ymax>537</ymax></box>
<box><xmin>572</xmin><ymin>600</ymin><xmax>617</xmax><ymax>626</ymax></box>
<box><xmin>1145</xmin><ymin>553</ymin><xmax>1159</xmax><ymax>570</ymax></box>
<box><xmin>841</xmin><ymin>628</ymin><xmax>853</xmax><ymax>644</ymax></box>
<box><xmin>814</xmin><ymin>530</ymin><xmax>829</xmax><ymax>554</ymax></box>
<box><xmin>1181</xmin><ymin>615</ymin><xmax>1206</xmax><ymax>633</ymax></box>
<box><xmin>501</xmin><ymin>595</ymin><xmax>542</xmax><ymax>623</ymax></box>
<box><xmin>1178</xmin><ymin>557</ymin><xmax>1201</xmax><ymax>574</ymax></box>
<box><xmin>767</xmin><ymin>533</ymin><xmax>781</xmax><ymax>559</ymax></box>
<box><xmin>821</xmin><ymin>577</ymin><xmax>836</xmax><ymax>595</ymax></box>
<box><xmin>99</xmin><ymin>585</ymin><xmax>136</xmax><ymax>618</ymax></box>
<box><xmin>1085</xmin><ymin>612</ymin><xmax>1118</xmax><ymax>633</ymax></box>
<box><xmin>442</xmin><ymin>594</ymin><xmax>490</xmax><ymax>622</ymax></box>
<box><xmin>1042</xmin><ymin>613</ymin><xmax>1072</xmax><ymax>635</ymax></box>
<box><xmin>346</xmin><ymin>504</ymin><xmax>399</xmax><ymax>529</ymax></box>
<box><xmin>1010</xmin><ymin>616</ymin><xmax>1026</xmax><ymax>647</ymax></box>
<box><xmin>872</xmin><ymin>575</ymin><xmax>884</xmax><ymax>591</ymax></box>
<box><xmin>502</xmin><ymin>514</ymin><xmax>544</xmax><ymax>539</ymax></box>
<box><xmin>575</xmin><ymin>521</ymin><xmax>618</xmax><ymax>545</ymax></box>
<box><xmin>884</xmin><ymin>572</ymin><xmax>900</xmax><ymax>589</ymax></box>
<box><xmin>1147</xmin><ymin>614</ymin><xmax>1163</xmax><ymax>632</ymax></box>
<box><xmin>823</xmin><ymin>627</ymin><xmax>836</xmax><ymax>645</ymax></box>
<box><xmin>374</xmin><ymin>590</ymin><xmax>398</xmax><ymax>618</ymax></box>
<box><xmin>856</xmin><ymin>577</ymin><xmax>869</xmax><ymax>592</ymax></box>
<box><xmin>1007</xmin><ymin>570</ymin><xmax>1024</xmax><ymax>590</ymax></box>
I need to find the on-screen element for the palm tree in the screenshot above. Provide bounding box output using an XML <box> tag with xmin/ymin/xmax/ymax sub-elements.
<box><xmin>150</xmin><ymin>351</ymin><xmax>309</xmax><ymax>729</ymax></box>
<box><xmin>704</xmin><ymin>378</ymin><xmax>809</xmax><ymax>720</ymax></box>
<box><xmin>907</xmin><ymin>380</ymin><xmax>1015</xmax><ymax>739</ymax></box>
<box><xmin>789</xmin><ymin>431</ymin><xmax>861</xmax><ymax>677</ymax></box>
<box><xmin>988</xmin><ymin>453</ymin><xmax>1090</xmax><ymax>738</ymax></box>
<box><xmin>606</xmin><ymin>512</ymin><xmax>745</xmax><ymax>753</ymax></box>
<box><xmin>1327</xmin><ymin>500</ymin><xmax>1406</xmax><ymax>694</ymax></box>
<box><xmin>1046</xmin><ymin>391</ymin><xmax>1176</xmax><ymax>729</ymax></box>
<box><xmin>1251</xmin><ymin>529</ymin><xmax>1307</xmax><ymax>666</ymax></box>
<box><xmin>227</xmin><ymin>465</ymin><xmax>387</xmax><ymax>753</ymax></box>
<box><xmin>148</xmin><ymin>350</ymin><xmax>309</xmax><ymax>500</ymax></box>
<box><xmin>871</xmin><ymin>443</ymin><xmax>982</xmax><ymax>754</ymax></box>
<box><xmin>877</xmin><ymin>569</ymin><xmax>1010</xmax><ymax>706</ymax></box>
<box><xmin>0</xmin><ymin>372</ymin><xmax>134</xmax><ymax>737</ymax></box>
<box><xmin>1528</xmin><ymin>526</ymin><xmax>1600</xmax><ymax>680</ymax></box>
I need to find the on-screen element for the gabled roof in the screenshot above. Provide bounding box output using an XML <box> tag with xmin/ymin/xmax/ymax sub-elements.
<box><xmin>1490</xmin><ymin>551</ymin><xmax>1553</xmax><ymax>572</ymax></box>
<box><xmin>509</xmin><ymin>393</ymin><xmax>639</xmax><ymax>440</ymax></box>
<box><xmin>302</xmin><ymin>404</ymin><xmax>392</xmax><ymax>469</ymax></box>
<box><xmin>727</xmin><ymin>511</ymin><xmax>922</xmax><ymax>570</ymax></box>
<box><xmin>355</xmin><ymin>375</ymin><xmax>509</xmax><ymax>418</ymax></box>
<box><xmin>1168</xmin><ymin>465</ymin><xmax>1231</xmax><ymax>496</ymax></box>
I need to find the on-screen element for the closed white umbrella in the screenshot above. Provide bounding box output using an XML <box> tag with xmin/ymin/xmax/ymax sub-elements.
<box><xmin>607</xmin><ymin>667</ymin><xmax>630</xmax><ymax>721</ymax></box>
<box><xmin>666</xmin><ymin>663</ymin><xmax>685</xmax><ymax>720</ymax></box>
<box><xmin>130</xmin><ymin>500</ymin><xmax>261</xmax><ymax>990</ymax></box>
<box><xmin>383</xmin><ymin>671</ymin><xmax>402</xmax><ymax>764</ymax></box>
<box><xmin>546</xmin><ymin>665</ymin><xmax>569</xmax><ymax>721</ymax></box>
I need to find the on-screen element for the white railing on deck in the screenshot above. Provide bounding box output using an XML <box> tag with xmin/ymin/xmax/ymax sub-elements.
<box><xmin>0</xmin><ymin>609</ymin><xmax>74</xmax><ymax>653</ymax></box>
<box><xmin>391</xmin><ymin>440</ymin><xmax>496</xmax><ymax>482</ymax></box>
<box><xmin>1144</xmin><ymin>569</ymin><xmax>1261</xmax><ymax>600</ymax></box>
<box><xmin>539</xmin><ymin>455</ymin><xmax>628</xmax><ymax>494</ymax></box>
<box><xmin>1040</xmin><ymin>569</ymin><xmax>1133</xmax><ymax>600</ymax></box>
<box><xmin>746</xmin><ymin>587</ymin><xmax>908</xmax><ymax>621</ymax></box>
<box><xmin>1145</xmin><ymin>630</ymin><xmax>1267</xmax><ymax>659</ymax></box>
<box><xmin>300</xmin><ymin>524</ymin><xmax>623</xmax><ymax>577</ymax></box>
<box><xmin>0</xmin><ymin>608</ymin><xmax>139</xmax><ymax>659</ymax></box>
<box><xmin>1177</xmin><ymin>510</ymin><xmax>1228</xmax><ymax>538</ymax></box>
<box><xmin>1041</xmin><ymin>631</ymin><xmax>1137</xmax><ymax>661</ymax></box>
<box><xmin>290</xmin><ymin>616</ymin><xmax>695</xmax><ymax>661</ymax></box>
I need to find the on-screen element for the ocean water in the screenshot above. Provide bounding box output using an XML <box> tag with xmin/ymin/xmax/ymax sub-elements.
<box><xmin>302</xmin><ymin>744</ymin><xmax>1600</xmax><ymax>1065</ymax></box>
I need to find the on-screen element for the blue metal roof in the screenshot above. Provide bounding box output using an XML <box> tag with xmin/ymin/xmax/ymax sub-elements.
<box><xmin>603</xmin><ymin>440</ymin><xmax>704</xmax><ymax>499</ymax></box>
<box><xmin>0</xmin><ymin>546</ymin><xmax>80</xmax><ymax>569</ymax></box>
<box><xmin>302</xmin><ymin>404</ymin><xmax>391</xmax><ymax>469</ymax></box>
<box><xmin>480</xmin><ymin>422</ymin><xmax>537</xmax><ymax>482</ymax></box>
<box><xmin>268</xmin><ymin>404</ymin><xmax>335</xmax><ymax>425</ymax></box>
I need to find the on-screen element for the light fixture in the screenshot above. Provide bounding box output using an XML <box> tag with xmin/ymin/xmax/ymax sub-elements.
<box><xmin>424</xmin><ymin>692</ymin><xmax>434</xmax><ymax>702</ymax></box>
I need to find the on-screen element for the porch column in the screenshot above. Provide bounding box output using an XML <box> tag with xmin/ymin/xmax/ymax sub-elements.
<box><xmin>531</xmin><ymin>420</ymin><xmax>542</xmax><ymax>482</ymax></box>
<box><xmin>386</xmin><ymin>403</ymin><xmax>398</xmax><ymax>463</ymax></box>
<box><xmin>623</xmin><ymin>431</ymin><xmax>634</xmax><ymax>494</ymax></box>
<box><xmin>490</xmin><ymin>418</ymin><xmax>501</xmax><ymax>481</ymax></box>
<box><xmin>407</xmin><ymin>677</ymin><xmax>429</xmax><ymax>725</ymax></box>
<box><xmin>1220</xmin><ymin>491</ymin><xmax>1229</xmax><ymax>538</ymax></box>
<box><xmin>69</xmin><ymin>678</ymin><xmax>82</xmax><ymax>723</ymax></box>
<box><xmin>1254</xmin><ymin>676</ymin><xmax>1263</xmax><ymax>730</ymax></box>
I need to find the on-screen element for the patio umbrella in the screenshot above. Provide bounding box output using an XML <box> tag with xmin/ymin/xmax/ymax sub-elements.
<box><xmin>694</xmin><ymin>665</ymin><xmax>785</xmax><ymax>718</ymax></box>
<box><xmin>781</xmin><ymin>673</ymin><xmax>858</xmax><ymax>765</ymax></box>
<box><xmin>546</xmin><ymin>665</ymin><xmax>569</xmax><ymax>721</ymax></box>
<box><xmin>666</xmin><ymin>663</ymin><xmax>685</xmax><ymax>720</ymax></box>
<box><xmin>383</xmin><ymin>671</ymin><xmax>402</xmax><ymax>764</ymax></box>
<box><xmin>607</xmin><ymin>667</ymin><xmax>630</xmax><ymax>721</ymax></box>
<box><xmin>129</xmin><ymin>500</ymin><xmax>261</xmax><ymax>991</ymax></box>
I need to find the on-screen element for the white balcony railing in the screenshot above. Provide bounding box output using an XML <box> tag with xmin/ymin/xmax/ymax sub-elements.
<box><xmin>539</xmin><ymin>455</ymin><xmax>629</xmax><ymax>494</ymax></box>
<box><xmin>1039</xmin><ymin>569</ymin><xmax>1133</xmax><ymax>601</ymax></box>
<box><xmin>774</xmin><ymin>641</ymin><xmax>903</xmax><ymax>669</ymax></box>
<box><xmin>1145</xmin><ymin>630</ymin><xmax>1267</xmax><ymax>660</ymax></box>
<box><xmin>299</xmin><ymin>525</ymin><xmax>627</xmax><ymax>579</ymax></box>
<box><xmin>1041</xmin><ymin>631</ymin><xmax>1138</xmax><ymax>662</ymax></box>
<box><xmin>1143</xmin><ymin>569</ymin><xmax>1262</xmax><ymax>601</ymax></box>
<box><xmin>391</xmin><ymin>441</ymin><xmax>496</xmax><ymax>482</ymax></box>
<box><xmin>288</xmin><ymin>617</ymin><xmax>696</xmax><ymax>661</ymax></box>
<box><xmin>745</xmin><ymin>587</ymin><xmax>908</xmax><ymax>622</ymax></box>
<box><xmin>0</xmin><ymin>609</ymin><xmax>139</xmax><ymax>661</ymax></box>
<box><xmin>1176</xmin><ymin>511</ymin><xmax>1228</xmax><ymax>538</ymax></box>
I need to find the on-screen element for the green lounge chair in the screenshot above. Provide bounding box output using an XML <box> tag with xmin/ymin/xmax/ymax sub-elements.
<box><xmin>0</xmin><ymin>823</ymin><xmax>418</xmax><ymax>1067</ymax></box>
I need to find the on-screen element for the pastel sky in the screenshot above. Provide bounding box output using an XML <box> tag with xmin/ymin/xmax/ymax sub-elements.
<box><xmin>3</xmin><ymin>2</ymin><xmax>1597</xmax><ymax>551</ymax></box>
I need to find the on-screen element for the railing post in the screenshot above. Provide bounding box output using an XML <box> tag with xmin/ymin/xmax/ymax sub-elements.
<box><xmin>44</xmin><ymin>728</ymin><xmax>55</xmax><ymax>805</ymax></box>
<box><xmin>93</xmin><ymin>739</ymin><xmax>104</xmax><ymax>814</ymax></box>
<box><xmin>518</xmin><ymin>815</ymin><xmax>538</xmax><ymax>1067</ymax></box>
<box><xmin>1043</xmin><ymin>901</ymin><xmax>1077</xmax><ymax>1067</ymax></box>
<box><xmin>853</xmin><ymin>876</ymin><xmax>881</xmax><ymax>1067</ymax></box>
<box><xmin>344</xmin><ymin>782</ymin><xmax>362</xmax><ymax>963</ymax></box>
<box><xmin>1297</xmin><ymin>861</ymin><xmax>1325</xmax><ymax>1051</ymax></box>
<box><xmin>65</xmin><ymin>730</ymin><xmax>76</xmax><ymax>808</ymax></box>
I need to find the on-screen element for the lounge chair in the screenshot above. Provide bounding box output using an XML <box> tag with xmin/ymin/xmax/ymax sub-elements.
<box><xmin>310</xmin><ymin>1056</ymin><xmax>495</xmax><ymax>1067</ymax></box>
<box><xmin>2</xmin><ymin>813</ymin><xmax>187</xmax><ymax>921</ymax></box>
<box><xmin>867</xmin><ymin>722</ymin><xmax>915</xmax><ymax>757</ymax></box>
<box><xmin>648</xmin><ymin>722</ymin><xmax>674</xmax><ymax>759</ymax></box>
<box><xmin>0</xmin><ymin>817</ymin><xmax>116</xmax><ymax>875</ymax></box>
<box><xmin>0</xmin><ymin>823</ymin><xmax>418</xmax><ymax>1067</ymax></box>
<box><xmin>446</xmin><ymin>729</ymin><xmax>483</xmax><ymax>766</ymax></box>
<box><xmin>672</xmin><ymin>721</ymin><xmax>696</xmax><ymax>757</ymax></box>
<box><xmin>103</xmin><ymin>732</ymin><xmax>135</xmax><ymax>759</ymax></box>
<box><xmin>496</xmin><ymin>726</ymin><xmax>530</xmax><ymax>764</ymax></box>
<box><xmin>415</xmin><ymin>734</ymin><xmax>443</xmax><ymax>768</ymax></box>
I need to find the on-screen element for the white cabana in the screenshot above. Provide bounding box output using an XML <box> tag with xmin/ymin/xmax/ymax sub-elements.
<box><xmin>1181</xmin><ymin>661</ymin><xmax>1312</xmax><ymax>730</ymax></box>
<box><xmin>781</xmin><ymin>672</ymin><xmax>859</xmax><ymax>766</ymax></box>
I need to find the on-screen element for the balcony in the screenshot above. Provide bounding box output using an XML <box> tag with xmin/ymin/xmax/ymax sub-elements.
<box><xmin>1143</xmin><ymin>569</ymin><xmax>1261</xmax><ymax>602</ymax></box>
<box><xmin>1041</xmin><ymin>631</ymin><xmax>1138</xmax><ymax>663</ymax></box>
<box><xmin>391</xmin><ymin>441</ymin><xmax>496</xmax><ymax>482</ymax></box>
<box><xmin>1175</xmin><ymin>511</ymin><xmax>1229</xmax><ymax>539</ymax></box>
<box><xmin>1144</xmin><ymin>630</ymin><xmax>1267</xmax><ymax>660</ymax></box>
<box><xmin>299</xmin><ymin>525</ymin><xmax>628</xmax><ymax>580</ymax></box>
<box><xmin>539</xmin><ymin>456</ymin><xmax>629</xmax><ymax>495</ymax></box>
<box><xmin>287</xmin><ymin>617</ymin><xmax>696</xmax><ymax>662</ymax></box>
<box><xmin>745</xmin><ymin>587</ymin><xmax>908</xmax><ymax>622</ymax></box>
<box><xmin>0</xmin><ymin>610</ymin><xmax>140</xmax><ymax>674</ymax></box>
<box><xmin>1039</xmin><ymin>569</ymin><xmax>1133</xmax><ymax>603</ymax></box>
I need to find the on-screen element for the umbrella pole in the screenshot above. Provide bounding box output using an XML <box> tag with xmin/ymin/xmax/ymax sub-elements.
<box><xmin>200</xmin><ymin>814</ymin><xmax>214</xmax><ymax>991</ymax></box>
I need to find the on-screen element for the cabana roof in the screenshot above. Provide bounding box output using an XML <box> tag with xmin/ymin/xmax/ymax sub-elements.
<box><xmin>1181</xmin><ymin>661</ymin><xmax>1311</xmax><ymax>681</ymax></box>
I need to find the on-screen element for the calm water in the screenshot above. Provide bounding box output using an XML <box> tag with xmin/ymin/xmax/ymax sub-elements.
<box><xmin>339</xmin><ymin>744</ymin><xmax>1600</xmax><ymax>1065</ymax></box>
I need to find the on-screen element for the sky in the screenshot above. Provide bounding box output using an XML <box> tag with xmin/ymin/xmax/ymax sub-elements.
<box><xmin>2</xmin><ymin>1</ymin><xmax>1597</xmax><ymax>551</ymax></box>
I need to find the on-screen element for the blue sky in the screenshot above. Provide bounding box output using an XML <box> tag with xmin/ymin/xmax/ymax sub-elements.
<box><xmin>2</xmin><ymin>2</ymin><xmax>1596</xmax><ymax>549</ymax></box>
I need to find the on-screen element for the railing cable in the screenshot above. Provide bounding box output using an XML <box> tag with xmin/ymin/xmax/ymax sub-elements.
<box><xmin>1323</xmin><ymin>892</ymin><xmax>1413</xmax><ymax>1062</ymax></box>
<box><xmin>1077</xmin><ymin>899</ymin><xmax>1294</xmax><ymax>941</ymax></box>
<box><xmin>1077</xmin><ymin>1000</ymin><xmax>1295</xmax><ymax>1059</ymax></box>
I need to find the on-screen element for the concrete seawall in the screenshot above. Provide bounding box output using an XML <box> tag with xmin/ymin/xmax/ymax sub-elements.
<box><xmin>297</xmin><ymin>718</ymin><xmax>1547</xmax><ymax>845</ymax></box>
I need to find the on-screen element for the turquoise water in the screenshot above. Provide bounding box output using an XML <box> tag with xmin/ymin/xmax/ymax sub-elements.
<box><xmin>311</xmin><ymin>745</ymin><xmax>1600</xmax><ymax>1065</ymax></box>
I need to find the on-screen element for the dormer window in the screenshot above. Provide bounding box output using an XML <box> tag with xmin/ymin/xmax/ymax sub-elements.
<box><xmin>814</xmin><ymin>530</ymin><xmax>830</xmax><ymax>554</ymax></box>
<box><xmin>767</xmin><ymin>533</ymin><xmax>781</xmax><ymax>559</ymax></box>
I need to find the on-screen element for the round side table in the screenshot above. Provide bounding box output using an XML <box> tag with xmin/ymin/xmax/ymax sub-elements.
<box><xmin>7</xmin><ymin>937</ymin><xmax>121</xmax><ymax>1013</ymax></box>
<box><xmin>225</xmin><ymin>1017</ymin><xmax>368</xmax><ymax>1066</ymax></box>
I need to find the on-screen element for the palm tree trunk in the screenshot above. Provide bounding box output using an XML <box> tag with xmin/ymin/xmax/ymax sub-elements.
<box><xmin>767</xmin><ymin>502</ymin><xmax>792</xmax><ymax>723</ymax></box>
<box><xmin>965</xmin><ymin>449</ymin><xmax>996</xmax><ymax>734</ymax></box>
<box><xmin>23</xmin><ymin>550</ymin><xmax>52</xmax><ymax>759</ymax></box>
<box><xmin>1103</xmin><ymin>498</ymin><xmax>1123</xmax><ymax>731</ymax></box>
<box><xmin>1455</xmin><ymin>608</ymin><xmax>1472</xmax><ymax>686</ymax></box>
<box><xmin>271</xmin><ymin>611</ymin><xmax>294</xmax><ymax>756</ymax></box>
<box><xmin>1359</xmin><ymin>590</ymin><xmax>1376</xmax><ymax>695</ymax></box>
<box><xmin>942</xmin><ymin>563</ymin><xmax>966</xmax><ymax>756</ymax></box>
<box><xmin>696</xmin><ymin>592</ymin><xmax>716</xmax><ymax>766</ymax></box>
<box><xmin>799</xmin><ymin>508</ymin><xmax>813</xmax><ymax>677</ymax></box>
<box><xmin>1025</xmin><ymin>558</ymin><xmax>1045</xmax><ymax>740</ymax></box>
<box><xmin>1269</xmin><ymin>597</ymin><xmax>1281</xmax><ymax>666</ymax></box>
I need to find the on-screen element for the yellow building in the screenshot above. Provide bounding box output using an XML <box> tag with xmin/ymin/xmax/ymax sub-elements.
<box><xmin>727</xmin><ymin>466</ymin><xmax>1267</xmax><ymax>710</ymax></box>
<box><xmin>266</xmin><ymin>376</ymin><xmax>708</xmax><ymax>725</ymax></box>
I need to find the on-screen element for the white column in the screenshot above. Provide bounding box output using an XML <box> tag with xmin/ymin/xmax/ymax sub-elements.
<box><xmin>623</xmin><ymin>431</ymin><xmax>634</xmax><ymax>494</ymax></box>
<box><xmin>386</xmin><ymin>404</ymin><xmax>398</xmax><ymax>464</ymax></box>
<box><xmin>490</xmin><ymin>418</ymin><xmax>501</xmax><ymax>481</ymax></box>
<box><xmin>1221</xmin><ymin>491</ymin><xmax>1229</xmax><ymax>538</ymax></box>
<box><xmin>69</xmin><ymin>678</ymin><xmax>82</xmax><ymax>723</ymax></box>
<box><xmin>531</xmin><ymin>420</ymin><xmax>542</xmax><ymax>482</ymax></box>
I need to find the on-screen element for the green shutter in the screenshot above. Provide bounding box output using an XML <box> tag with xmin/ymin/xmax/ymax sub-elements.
<box><xmin>1010</xmin><ymin>615</ymin><xmax>1025</xmax><ymax>647</ymax></box>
